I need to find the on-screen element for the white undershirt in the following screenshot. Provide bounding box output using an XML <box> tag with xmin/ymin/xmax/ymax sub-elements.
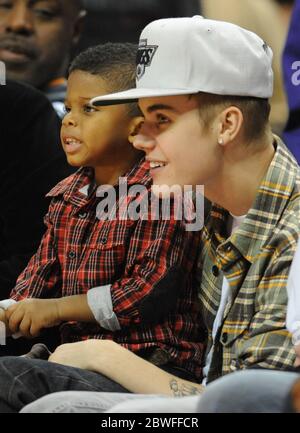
<box><xmin>203</xmin><ymin>213</ymin><xmax>246</xmax><ymax>384</ymax></box>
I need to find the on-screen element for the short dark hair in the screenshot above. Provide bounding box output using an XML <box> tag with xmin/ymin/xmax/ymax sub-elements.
<box><xmin>69</xmin><ymin>43</ymin><xmax>140</xmax><ymax>117</ymax></box>
<box><xmin>195</xmin><ymin>92</ymin><xmax>271</xmax><ymax>143</ymax></box>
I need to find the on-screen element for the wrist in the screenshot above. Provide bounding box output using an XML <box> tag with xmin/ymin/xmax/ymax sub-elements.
<box><xmin>54</xmin><ymin>298</ymin><xmax>63</xmax><ymax>322</ymax></box>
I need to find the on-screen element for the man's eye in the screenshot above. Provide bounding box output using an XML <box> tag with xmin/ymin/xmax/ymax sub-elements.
<box><xmin>63</xmin><ymin>105</ymin><xmax>71</xmax><ymax>114</ymax></box>
<box><xmin>156</xmin><ymin>114</ymin><xmax>171</xmax><ymax>127</ymax></box>
<box><xmin>158</xmin><ymin>114</ymin><xmax>170</xmax><ymax>123</ymax></box>
<box><xmin>0</xmin><ymin>2</ymin><xmax>12</xmax><ymax>9</ymax></box>
<box><xmin>33</xmin><ymin>8</ymin><xmax>57</xmax><ymax>19</ymax></box>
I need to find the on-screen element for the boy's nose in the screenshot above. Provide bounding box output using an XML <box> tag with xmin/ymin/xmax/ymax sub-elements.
<box><xmin>62</xmin><ymin>112</ymin><xmax>77</xmax><ymax>127</ymax></box>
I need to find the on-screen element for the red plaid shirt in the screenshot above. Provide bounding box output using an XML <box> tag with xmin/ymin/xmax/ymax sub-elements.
<box><xmin>11</xmin><ymin>160</ymin><xmax>205</xmax><ymax>379</ymax></box>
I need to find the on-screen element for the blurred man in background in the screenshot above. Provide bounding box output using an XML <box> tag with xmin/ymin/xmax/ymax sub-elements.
<box><xmin>0</xmin><ymin>0</ymin><xmax>86</xmax><ymax>116</ymax></box>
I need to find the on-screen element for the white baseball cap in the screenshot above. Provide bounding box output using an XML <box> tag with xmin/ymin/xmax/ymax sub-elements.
<box><xmin>91</xmin><ymin>16</ymin><xmax>273</xmax><ymax>107</ymax></box>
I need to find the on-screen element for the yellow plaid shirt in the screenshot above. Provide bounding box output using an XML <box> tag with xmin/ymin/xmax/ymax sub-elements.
<box><xmin>198</xmin><ymin>137</ymin><xmax>300</xmax><ymax>383</ymax></box>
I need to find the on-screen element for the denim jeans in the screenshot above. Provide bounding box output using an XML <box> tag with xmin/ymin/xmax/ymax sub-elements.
<box><xmin>21</xmin><ymin>393</ymin><xmax>200</xmax><ymax>413</ymax></box>
<box><xmin>21</xmin><ymin>392</ymin><xmax>163</xmax><ymax>413</ymax></box>
<box><xmin>0</xmin><ymin>357</ymin><xmax>128</xmax><ymax>413</ymax></box>
<box><xmin>21</xmin><ymin>370</ymin><xmax>300</xmax><ymax>413</ymax></box>
<box><xmin>0</xmin><ymin>356</ymin><xmax>194</xmax><ymax>413</ymax></box>
<box><xmin>196</xmin><ymin>370</ymin><xmax>300</xmax><ymax>413</ymax></box>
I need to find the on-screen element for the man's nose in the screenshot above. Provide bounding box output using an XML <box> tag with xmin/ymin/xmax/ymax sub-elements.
<box><xmin>132</xmin><ymin>121</ymin><xmax>158</xmax><ymax>152</ymax></box>
<box><xmin>132</xmin><ymin>134</ymin><xmax>156</xmax><ymax>153</ymax></box>
<box><xmin>5</xmin><ymin>4</ymin><xmax>34</xmax><ymax>36</ymax></box>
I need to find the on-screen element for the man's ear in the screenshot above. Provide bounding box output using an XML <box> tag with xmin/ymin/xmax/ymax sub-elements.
<box><xmin>218</xmin><ymin>106</ymin><xmax>243</xmax><ymax>145</ymax></box>
<box><xmin>72</xmin><ymin>11</ymin><xmax>87</xmax><ymax>45</ymax></box>
<box><xmin>128</xmin><ymin>117</ymin><xmax>145</xmax><ymax>144</ymax></box>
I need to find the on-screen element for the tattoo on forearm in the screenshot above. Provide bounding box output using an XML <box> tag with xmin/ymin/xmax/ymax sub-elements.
<box><xmin>169</xmin><ymin>379</ymin><xmax>202</xmax><ymax>397</ymax></box>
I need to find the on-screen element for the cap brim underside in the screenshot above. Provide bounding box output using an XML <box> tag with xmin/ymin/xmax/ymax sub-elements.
<box><xmin>91</xmin><ymin>87</ymin><xmax>199</xmax><ymax>106</ymax></box>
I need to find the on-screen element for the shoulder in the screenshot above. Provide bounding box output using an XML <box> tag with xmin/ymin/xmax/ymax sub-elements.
<box><xmin>126</xmin><ymin>159</ymin><xmax>152</xmax><ymax>187</ymax></box>
<box><xmin>46</xmin><ymin>169</ymin><xmax>84</xmax><ymax>198</ymax></box>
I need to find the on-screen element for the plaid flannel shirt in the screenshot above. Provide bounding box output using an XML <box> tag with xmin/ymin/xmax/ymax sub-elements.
<box><xmin>198</xmin><ymin>137</ymin><xmax>300</xmax><ymax>383</ymax></box>
<box><xmin>11</xmin><ymin>160</ymin><xmax>204</xmax><ymax>380</ymax></box>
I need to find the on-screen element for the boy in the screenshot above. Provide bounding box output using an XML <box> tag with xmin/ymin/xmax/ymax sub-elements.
<box><xmin>0</xmin><ymin>43</ymin><xmax>203</xmax><ymax>382</ymax></box>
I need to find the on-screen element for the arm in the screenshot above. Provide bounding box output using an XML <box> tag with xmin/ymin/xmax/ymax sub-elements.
<box><xmin>49</xmin><ymin>339</ymin><xmax>204</xmax><ymax>397</ymax></box>
<box><xmin>4</xmin><ymin>201</ymin><xmax>63</xmax><ymax>338</ymax></box>
<box><xmin>88</xmin><ymin>214</ymin><xmax>201</xmax><ymax>331</ymax></box>
<box><xmin>10</xmin><ymin>200</ymin><xmax>62</xmax><ymax>302</ymax></box>
<box><xmin>5</xmin><ymin>295</ymin><xmax>97</xmax><ymax>338</ymax></box>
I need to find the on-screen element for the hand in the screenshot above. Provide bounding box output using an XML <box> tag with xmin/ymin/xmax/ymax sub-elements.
<box><xmin>295</xmin><ymin>344</ymin><xmax>300</xmax><ymax>367</ymax></box>
<box><xmin>49</xmin><ymin>340</ymin><xmax>114</xmax><ymax>371</ymax></box>
<box><xmin>5</xmin><ymin>299</ymin><xmax>61</xmax><ymax>338</ymax></box>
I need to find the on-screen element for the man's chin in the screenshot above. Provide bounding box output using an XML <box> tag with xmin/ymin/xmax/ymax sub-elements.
<box><xmin>6</xmin><ymin>69</ymin><xmax>39</xmax><ymax>87</ymax></box>
<box><xmin>152</xmin><ymin>183</ymin><xmax>184</xmax><ymax>199</ymax></box>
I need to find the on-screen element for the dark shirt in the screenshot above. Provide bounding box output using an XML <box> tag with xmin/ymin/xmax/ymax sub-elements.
<box><xmin>0</xmin><ymin>81</ymin><xmax>74</xmax><ymax>298</ymax></box>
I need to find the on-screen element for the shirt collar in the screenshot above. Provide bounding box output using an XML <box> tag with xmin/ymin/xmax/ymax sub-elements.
<box><xmin>207</xmin><ymin>136</ymin><xmax>300</xmax><ymax>263</ymax></box>
<box><xmin>47</xmin><ymin>159</ymin><xmax>151</xmax><ymax>207</ymax></box>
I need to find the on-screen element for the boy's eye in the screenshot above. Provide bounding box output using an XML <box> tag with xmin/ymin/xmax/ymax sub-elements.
<box><xmin>63</xmin><ymin>105</ymin><xmax>71</xmax><ymax>114</ymax></box>
<box><xmin>83</xmin><ymin>104</ymin><xmax>97</xmax><ymax>114</ymax></box>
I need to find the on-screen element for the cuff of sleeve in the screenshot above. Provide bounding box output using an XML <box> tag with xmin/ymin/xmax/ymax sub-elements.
<box><xmin>0</xmin><ymin>299</ymin><xmax>17</xmax><ymax>310</ymax></box>
<box><xmin>87</xmin><ymin>285</ymin><xmax>121</xmax><ymax>332</ymax></box>
<box><xmin>0</xmin><ymin>299</ymin><xmax>22</xmax><ymax>339</ymax></box>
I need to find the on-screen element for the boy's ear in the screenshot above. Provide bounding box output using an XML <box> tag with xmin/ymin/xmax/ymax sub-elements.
<box><xmin>128</xmin><ymin>117</ymin><xmax>145</xmax><ymax>144</ymax></box>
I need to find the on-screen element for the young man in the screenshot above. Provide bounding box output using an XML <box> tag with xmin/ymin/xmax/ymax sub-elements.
<box><xmin>93</xmin><ymin>14</ymin><xmax>300</xmax><ymax>381</ymax></box>
<box><xmin>0</xmin><ymin>16</ymin><xmax>299</xmax><ymax>413</ymax></box>
<box><xmin>0</xmin><ymin>42</ymin><xmax>203</xmax><ymax>391</ymax></box>
<box><xmin>0</xmin><ymin>0</ymin><xmax>86</xmax><ymax>116</ymax></box>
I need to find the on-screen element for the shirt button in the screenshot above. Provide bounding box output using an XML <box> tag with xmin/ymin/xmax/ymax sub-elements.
<box><xmin>100</xmin><ymin>237</ymin><xmax>108</xmax><ymax>245</ymax></box>
<box><xmin>212</xmin><ymin>265</ymin><xmax>219</xmax><ymax>277</ymax></box>
<box><xmin>68</xmin><ymin>251</ymin><xmax>76</xmax><ymax>259</ymax></box>
<box><xmin>78</xmin><ymin>212</ymin><xmax>88</xmax><ymax>219</ymax></box>
<box><xmin>225</xmin><ymin>244</ymin><xmax>232</xmax><ymax>252</ymax></box>
<box><xmin>230</xmin><ymin>360</ymin><xmax>237</xmax><ymax>371</ymax></box>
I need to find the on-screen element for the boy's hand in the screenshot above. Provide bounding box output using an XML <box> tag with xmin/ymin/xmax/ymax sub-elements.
<box><xmin>5</xmin><ymin>299</ymin><xmax>61</xmax><ymax>338</ymax></box>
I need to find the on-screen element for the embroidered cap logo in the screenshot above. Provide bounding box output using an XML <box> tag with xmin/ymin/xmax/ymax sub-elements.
<box><xmin>136</xmin><ymin>39</ymin><xmax>158</xmax><ymax>81</ymax></box>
